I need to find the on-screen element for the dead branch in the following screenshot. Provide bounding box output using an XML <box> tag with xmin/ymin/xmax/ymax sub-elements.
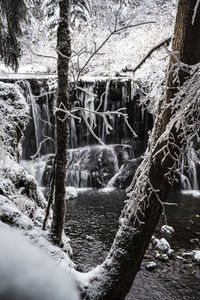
<box><xmin>122</xmin><ymin>37</ymin><xmax>171</xmax><ymax>73</ymax></box>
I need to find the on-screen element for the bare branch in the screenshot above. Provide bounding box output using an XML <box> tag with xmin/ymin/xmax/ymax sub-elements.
<box><xmin>76</xmin><ymin>21</ymin><xmax>156</xmax><ymax>82</ymax></box>
<box><xmin>122</xmin><ymin>37</ymin><xmax>171</xmax><ymax>73</ymax></box>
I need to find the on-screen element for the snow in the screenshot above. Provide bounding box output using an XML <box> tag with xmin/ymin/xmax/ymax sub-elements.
<box><xmin>160</xmin><ymin>225</ymin><xmax>174</xmax><ymax>235</ymax></box>
<box><xmin>0</xmin><ymin>0</ymin><xmax>176</xmax><ymax>79</ymax></box>
<box><xmin>183</xmin><ymin>250</ymin><xmax>200</xmax><ymax>263</ymax></box>
<box><xmin>181</xmin><ymin>190</ymin><xmax>200</xmax><ymax>197</ymax></box>
<box><xmin>66</xmin><ymin>186</ymin><xmax>78</xmax><ymax>200</ymax></box>
<box><xmin>0</xmin><ymin>225</ymin><xmax>80</xmax><ymax>300</ymax></box>
<box><xmin>155</xmin><ymin>238</ymin><xmax>171</xmax><ymax>252</ymax></box>
<box><xmin>194</xmin><ymin>251</ymin><xmax>200</xmax><ymax>263</ymax></box>
<box><xmin>145</xmin><ymin>261</ymin><xmax>157</xmax><ymax>270</ymax></box>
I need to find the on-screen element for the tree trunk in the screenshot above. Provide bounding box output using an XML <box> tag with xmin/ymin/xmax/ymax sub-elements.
<box><xmin>83</xmin><ymin>1</ymin><xmax>200</xmax><ymax>299</ymax></box>
<box><xmin>50</xmin><ymin>0</ymin><xmax>71</xmax><ymax>246</ymax></box>
<box><xmin>167</xmin><ymin>0</ymin><xmax>200</xmax><ymax>98</ymax></box>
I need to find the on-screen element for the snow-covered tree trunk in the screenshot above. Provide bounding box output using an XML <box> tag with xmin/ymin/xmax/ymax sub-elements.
<box><xmin>50</xmin><ymin>0</ymin><xmax>71</xmax><ymax>245</ymax></box>
<box><xmin>81</xmin><ymin>1</ymin><xmax>200</xmax><ymax>299</ymax></box>
<box><xmin>167</xmin><ymin>0</ymin><xmax>200</xmax><ymax>99</ymax></box>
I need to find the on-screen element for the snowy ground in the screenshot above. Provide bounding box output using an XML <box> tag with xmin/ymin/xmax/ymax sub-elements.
<box><xmin>0</xmin><ymin>0</ymin><xmax>176</xmax><ymax>81</ymax></box>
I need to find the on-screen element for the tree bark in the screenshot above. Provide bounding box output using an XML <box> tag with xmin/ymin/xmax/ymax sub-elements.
<box><xmin>50</xmin><ymin>0</ymin><xmax>71</xmax><ymax>245</ymax></box>
<box><xmin>83</xmin><ymin>1</ymin><xmax>200</xmax><ymax>299</ymax></box>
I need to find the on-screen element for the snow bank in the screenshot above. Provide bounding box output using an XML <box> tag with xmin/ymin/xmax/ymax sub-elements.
<box><xmin>66</xmin><ymin>186</ymin><xmax>78</xmax><ymax>200</ymax></box>
<box><xmin>0</xmin><ymin>225</ymin><xmax>80</xmax><ymax>300</ymax></box>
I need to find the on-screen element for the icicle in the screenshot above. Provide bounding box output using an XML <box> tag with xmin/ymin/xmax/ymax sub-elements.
<box><xmin>24</xmin><ymin>81</ymin><xmax>41</xmax><ymax>157</ymax></box>
<box><xmin>102</xmin><ymin>80</ymin><xmax>111</xmax><ymax>142</ymax></box>
<box><xmin>130</xmin><ymin>80</ymin><xmax>138</xmax><ymax>101</ymax></box>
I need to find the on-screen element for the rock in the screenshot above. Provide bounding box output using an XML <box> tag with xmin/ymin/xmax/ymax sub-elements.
<box><xmin>159</xmin><ymin>254</ymin><xmax>169</xmax><ymax>262</ymax></box>
<box><xmin>182</xmin><ymin>251</ymin><xmax>195</xmax><ymax>258</ymax></box>
<box><xmin>177</xmin><ymin>255</ymin><xmax>184</xmax><ymax>260</ymax></box>
<box><xmin>155</xmin><ymin>253</ymin><xmax>160</xmax><ymax>259</ymax></box>
<box><xmin>113</xmin><ymin>157</ymin><xmax>142</xmax><ymax>189</ymax></box>
<box><xmin>167</xmin><ymin>249</ymin><xmax>174</xmax><ymax>258</ymax></box>
<box><xmin>144</xmin><ymin>253</ymin><xmax>154</xmax><ymax>259</ymax></box>
<box><xmin>42</xmin><ymin>145</ymin><xmax>134</xmax><ymax>188</ymax></box>
<box><xmin>189</xmin><ymin>220</ymin><xmax>195</xmax><ymax>225</ymax></box>
<box><xmin>145</xmin><ymin>261</ymin><xmax>157</xmax><ymax>271</ymax></box>
<box><xmin>160</xmin><ymin>225</ymin><xmax>174</xmax><ymax>235</ymax></box>
<box><xmin>155</xmin><ymin>238</ymin><xmax>171</xmax><ymax>252</ymax></box>
<box><xmin>194</xmin><ymin>251</ymin><xmax>200</xmax><ymax>264</ymax></box>
<box><xmin>85</xmin><ymin>235</ymin><xmax>94</xmax><ymax>242</ymax></box>
<box><xmin>190</xmin><ymin>238</ymin><xmax>199</xmax><ymax>244</ymax></box>
<box><xmin>151</xmin><ymin>235</ymin><xmax>159</xmax><ymax>246</ymax></box>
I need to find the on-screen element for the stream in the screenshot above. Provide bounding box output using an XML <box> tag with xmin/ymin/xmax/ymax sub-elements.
<box><xmin>65</xmin><ymin>188</ymin><xmax>200</xmax><ymax>300</ymax></box>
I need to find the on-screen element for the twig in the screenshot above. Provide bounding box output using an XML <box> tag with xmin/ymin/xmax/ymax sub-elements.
<box><xmin>28</xmin><ymin>48</ymin><xmax>57</xmax><ymax>60</ymax></box>
<box><xmin>30</xmin><ymin>137</ymin><xmax>54</xmax><ymax>159</ymax></box>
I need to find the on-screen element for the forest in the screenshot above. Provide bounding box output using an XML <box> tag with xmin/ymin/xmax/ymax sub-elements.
<box><xmin>0</xmin><ymin>0</ymin><xmax>200</xmax><ymax>299</ymax></box>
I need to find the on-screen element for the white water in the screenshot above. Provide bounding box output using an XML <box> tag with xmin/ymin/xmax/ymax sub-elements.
<box><xmin>20</xmin><ymin>78</ymin><xmax>200</xmax><ymax>191</ymax></box>
<box><xmin>180</xmin><ymin>145</ymin><xmax>200</xmax><ymax>191</ymax></box>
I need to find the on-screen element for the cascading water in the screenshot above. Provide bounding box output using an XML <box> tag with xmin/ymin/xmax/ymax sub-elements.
<box><xmin>24</xmin><ymin>81</ymin><xmax>41</xmax><ymax>155</ymax></box>
<box><xmin>20</xmin><ymin>78</ymin><xmax>56</xmax><ymax>160</ymax></box>
<box><xmin>15</xmin><ymin>76</ymin><xmax>200</xmax><ymax>191</ymax></box>
<box><xmin>19</xmin><ymin>76</ymin><xmax>152</xmax><ymax>189</ymax></box>
<box><xmin>179</xmin><ymin>144</ymin><xmax>200</xmax><ymax>191</ymax></box>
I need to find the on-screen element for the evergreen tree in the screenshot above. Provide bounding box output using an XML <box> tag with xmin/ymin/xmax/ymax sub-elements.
<box><xmin>0</xmin><ymin>0</ymin><xmax>27</xmax><ymax>71</ymax></box>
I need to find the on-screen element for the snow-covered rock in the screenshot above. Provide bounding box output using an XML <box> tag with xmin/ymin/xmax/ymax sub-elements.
<box><xmin>159</xmin><ymin>254</ymin><xmax>169</xmax><ymax>262</ymax></box>
<box><xmin>183</xmin><ymin>250</ymin><xmax>200</xmax><ymax>264</ymax></box>
<box><xmin>194</xmin><ymin>251</ymin><xmax>200</xmax><ymax>263</ymax></box>
<box><xmin>160</xmin><ymin>225</ymin><xmax>174</xmax><ymax>235</ymax></box>
<box><xmin>145</xmin><ymin>261</ymin><xmax>157</xmax><ymax>271</ymax></box>
<box><xmin>151</xmin><ymin>235</ymin><xmax>159</xmax><ymax>246</ymax></box>
<box><xmin>155</xmin><ymin>238</ymin><xmax>171</xmax><ymax>252</ymax></box>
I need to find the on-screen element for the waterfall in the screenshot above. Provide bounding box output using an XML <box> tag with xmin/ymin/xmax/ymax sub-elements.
<box><xmin>15</xmin><ymin>76</ymin><xmax>200</xmax><ymax>191</ymax></box>
<box><xmin>16</xmin><ymin>76</ymin><xmax>155</xmax><ymax>189</ymax></box>
<box><xmin>41</xmin><ymin>144</ymin><xmax>134</xmax><ymax>188</ymax></box>
<box><xmin>179</xmin><ymin>144</ymin><xmax>200</xmax><ymax>190</ymax></box>
<box><xmin>20</xmin><ymin>78</ymin><xmax>55</xmax><ymax>160</ymax></box>
<box><xmin>23</xmin><ymin>81</ymin><xmax>41</xmax><ymax>156</ymax></box>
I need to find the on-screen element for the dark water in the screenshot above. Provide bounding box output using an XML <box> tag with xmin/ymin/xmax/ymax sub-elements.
<box><xmin>65</xmin><ymin>189</ymin><xmax>200</xmax><ymax>299</ymax></box>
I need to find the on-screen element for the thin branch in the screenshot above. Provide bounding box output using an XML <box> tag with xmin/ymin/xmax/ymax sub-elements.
<box><xmin>76</xmin><ymin>21</ymin><xmax>156</xmax><ymax>82</ymax></box>
<box><xmin>28</xmin><ymin>48</ymin><xmax>57</xmax><ymax>60</ymax></box>
<box><xmin>122</xmin><ymin>37</ymin><xmax>171</xmax><ymax>73</ymax></box>
<box><xmin>30</xmin><ymin>137</ymin><xmax>54</xmax><ymax>159</ymax></box>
